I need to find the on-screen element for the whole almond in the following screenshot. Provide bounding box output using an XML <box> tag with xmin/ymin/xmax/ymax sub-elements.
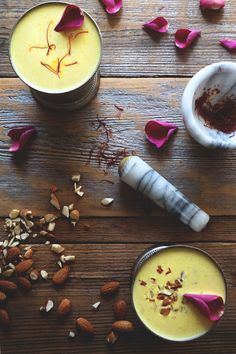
<box><xmin>0</xmin><ymin>309</ymin><xmax>10</xmax><ymax>329</ymax></box>
<box><xmin>70</xmin><ymin>210</ymin><xmax>80</xmax><ymax>221</ymax></box>
<box><xmin>100</xmin><ymin>281</ymin><xmax>120</xmax><ymax>295</ymax></box>
<box><xmin>52</xmin><ymin>265</ymin><xmax>70</xmax><ymax>286</ymax></box>
<box><xmin>112</xmin><ymin>320</ymin><xmax>134</xmax><ymax>333</ymax></box>
<box><xmin>0</xmin><ymin>291</ymin><xmax>7</xmax><ymax>302</ymax></box>
<box><xmin>114</xmin><ymin>299</ymin><xmax>127</xmax><ymax>320</ymax></box>
<box><xmin>0</xmin><ymin>280</ymin><xmax>18</xmax><ymax>293</ymax></box>
<box><xmin>76</xmin><ymin>317</ymin><xmax>94</xmax><ymax>335</ymax></box>
<box><xmin>17</xmin><ymin>277</ymin><xmax>32</xmax><ymax>291</ymax></box>
<box><xmin>5</xmin><ymin>247</ymin><xmax>20</xmax><ymax>262</ymax></box>
<box><xmin>15</xmin><ymin>259</ymin><xmax>33</xmax><ymax>274</ymax></box>
<box><xmin>57</xmin><ymin>298</ymin><xmax>72</xmax><ymax>317</ymax></box>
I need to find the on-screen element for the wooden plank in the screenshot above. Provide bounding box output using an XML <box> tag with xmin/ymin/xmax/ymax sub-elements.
<box><xmin>1</xmin><ymin>0</ymin><xmax>236</xmax><ymax>77</ymax></box>
<box><xmin>0</xmin><ymin>216</ymin><xmax>235</xmax><ymax>243</ymax></box>
<box><xmin>0</xmin><ymin>243</ymin><xmax>235</xmax><ymax>354</ymax></box>
<box><xmin>0</xmin><ymin>78</ymin><xmax>235</xmax><ymax>216</ymax></box>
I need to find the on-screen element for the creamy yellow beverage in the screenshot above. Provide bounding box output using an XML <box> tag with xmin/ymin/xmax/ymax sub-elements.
<box><xmin>132</xmin><ymin>246</ymin><xmax>226</xmax><ymax>341</ymax></box>
<box><xmin>10</xmin><ymin>3</ymin><xmax>101</xmax><ymax>93</ymax></box>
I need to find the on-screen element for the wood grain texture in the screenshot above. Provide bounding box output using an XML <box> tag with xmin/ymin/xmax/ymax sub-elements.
<box><xmin>0</xmin><ymin>216</ymin><xmax>236</xmax><ymax>243</ymax></box>
<box><xmin>0</xmin><ymin>78</ymin><xmax>235</xmax><ymax>216</ymax></box>
<box><xmin>1</xmin><ymin>0</ymin><xmax>236</xmax><ymax>77</ymax></box>
<box><xmin>0</xmin><ymin>243</ymin><xmax>235</xmax><ymax>354</ymax></box>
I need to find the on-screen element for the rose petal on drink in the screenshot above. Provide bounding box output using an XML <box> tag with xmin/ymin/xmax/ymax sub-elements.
<box><xmin>145</xmin><ymin>120</ymin><xmax>178</xmax><ymax>149</ymax></box>
<box><xmin>143</xmin><ymin>17</ymin><xmax>169</xmax><ymax>33</ymax></box>
<box><xmin>54</xmin><ymin>4</ymin><xmax>84</xmax><ymax>32</ymax></box>
<box><xmin>8</xmin><ymin>126</ymin><xmax>37</xmax><ymax>153</ymax></box>
<box><xmin>175</xmin><ymin>29</ymin><xmax>201</xmax><ymax>49</ymax></box>
<box><xmin>200</xmin><ymin>0</ymin><xmax>225</xmax><ymax>10</ymax></box>
<box><xmin>101</xmin><ymin>0</ymin><xmax>123</xmax><ymax>14</ymax></box>
<box><xmin>184</xmin><ymin>293</ymin><xmax>225</xmax><ymax>321</ymax></box>
<box><xmin>219</xmin><ymin>39</ymin><xmax>236</xmax><ymax>51</ymax></box>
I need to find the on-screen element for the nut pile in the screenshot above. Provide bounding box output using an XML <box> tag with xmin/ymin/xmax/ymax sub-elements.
<box><xmin>0</xmin><ymin>174</ymin><xmax>128</xmax><ymax>345</ymax></box>
<box><xmin>0</xmin><ymin>175</ymin><xmax>84</xmax><ymax>329</ymax></box>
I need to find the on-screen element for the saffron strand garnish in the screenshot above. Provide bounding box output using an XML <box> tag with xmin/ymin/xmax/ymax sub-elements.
<box><xmin>74</xmin><ymin>30</ymin><xmax>89</xmax><ymax>39</ymax></box>
<box><xmin>29</xmin><ymin>21</ymin><xmax>56</xmax><ymax>55</ymax></box>
<box><xmin>46</xmin><ymin>21</ymin><xmax>55</xmax><ymax>55</ymax></box>
<box><xmin>29</xmin><ymin>46</ymin><xmax>48</xmax><ymax>52</ymax></box>
<box><xmin>64</xmin><ymin>61</ymin><xmax>78</xmax><ymax>66</ymax></box>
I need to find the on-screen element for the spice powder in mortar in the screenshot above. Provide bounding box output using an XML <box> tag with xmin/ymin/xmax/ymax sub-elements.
<box><xmin>195</xmin><ymin>89</ymin><xmax>236</xmax><ymax>134</ymax></box>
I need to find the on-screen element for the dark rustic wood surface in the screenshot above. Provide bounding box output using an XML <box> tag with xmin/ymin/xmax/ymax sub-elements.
<box><xmin>0</xmin><ymin>0</ymin><xmax>236</xmax><ymax>353</ymax></box>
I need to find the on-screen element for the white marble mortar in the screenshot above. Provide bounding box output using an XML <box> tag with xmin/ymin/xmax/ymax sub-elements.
<box><xmin>182</xmin><ymin>62</ymin><xmax>236</xmax><ymax>149</ymax></box>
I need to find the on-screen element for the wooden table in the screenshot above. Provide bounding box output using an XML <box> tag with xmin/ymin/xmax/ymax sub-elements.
<box><xmin>0</xmin><ymin>1</ymin><xmax>236</xmax><ymax>353</ymax></box>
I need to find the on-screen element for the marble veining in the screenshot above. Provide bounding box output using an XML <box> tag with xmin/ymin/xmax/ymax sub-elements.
<box><xmin>119</xmin><ymin>156</ymin><xmax>210</xmax><ymax>232</ymax></box>
<box><xmin>182</xmin><ymin>62</ymin><xmax>236</xmax><ymax>149</ymax></box>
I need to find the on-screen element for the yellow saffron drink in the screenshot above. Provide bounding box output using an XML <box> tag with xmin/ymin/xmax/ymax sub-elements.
<box><xmin>10</xmin><ymin>2</ymin><xmax>101</xmax><ymax>93</ymax></box>
<box><xmin>132</xmin><ymin>246</ymin><xmax>226</xmax><ymax>341</ymax></box>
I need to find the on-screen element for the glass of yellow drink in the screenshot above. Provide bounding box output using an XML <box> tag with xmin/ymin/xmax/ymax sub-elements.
<box><xmin>132</xmin><ymin>245</ymin><xmax>227</xmax><ymax>341</ymax></box>
<box><xmin>9</xmin><ymin>2</ymin><xmax>102</xmax><ymax>110</ymax></box>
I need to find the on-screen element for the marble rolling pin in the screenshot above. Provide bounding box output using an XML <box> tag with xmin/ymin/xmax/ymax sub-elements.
<box><xmin>119</xmin><ymin>156</ymin><xmax>209</xmax><ymax>232</ymax></box>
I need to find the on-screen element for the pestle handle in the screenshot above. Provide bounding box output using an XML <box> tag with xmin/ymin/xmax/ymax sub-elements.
<box><xmin>118</xmin><ymin>156</ymin><xmax>209</xmax><ymax>232</ymax></box>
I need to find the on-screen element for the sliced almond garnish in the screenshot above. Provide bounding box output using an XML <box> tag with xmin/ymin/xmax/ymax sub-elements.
<box><xmin>30</xmin><ymin>269</ymin><xmax>39</xmax><ymax>281</ymax></box>
<box><xmin>72</xmin><ymin>175</ymin><xmax>81</xmax><ymax>183</ymax></box>
<box><xmin>92</xmin><ymin>301</ymin><xmax>101</xmax><ymax>310</ymax></box>
<box><xmin>9</xmin><ymin>209</ymin><xmax>20</xmax><ymax>219</ymax></box>
<box><xmin>50</xmin><ymin>193</ymin><xmax>60</xmax><ymax>211</ymax></box>
<box><xmin>2</xmin><ymin>269</ymin><xmax>14</xmax><ymax>277</ymax></box>
<box><xmin>48</xmin><ymin>222</ymin><xmax>56</xmax><ymax>232</ymax></box>
<box><xmin>44</xmin><ymin>214</ymin><xmax>58</xmax><ymax>223</ymax></box>
<box><xmin>51</xmin><ymin>244</ymin><xmax>65</xmax><ymax>255</ymax></box>
<box><xmin>60</xmin><ymin>255</ymin><xmax>75</xmax><ymax>263</ymax></box>
<box><xmin>68</xmin><ymin>330</ymin><xmax>76</xmax><ymax>338</ymax></box>
<box><xmin>62</xmin><ymin>206</ymin><xmax>69</xmax><ymax>218</ymax></box>
<box><xmin>74</xmin><ymin>186</ymin><xmax>84</xmax><ymax>197</ymax></box>
<box><xmin>40</xmin><ymin>270</ymin><xmax>48</xmax><ymax>280</ymax></box>
<box><xmin>40</xmin><ymin>299</ymin><xmax>54</xmax><ymax>313</ymax></box>
<box><xmin>101</xmin><ymin>198</ymin><xmax>114</xmax><ymax>206</ymax></box>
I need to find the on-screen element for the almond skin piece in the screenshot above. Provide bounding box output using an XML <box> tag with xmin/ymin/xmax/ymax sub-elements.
<box><xmin>100</xmin><ymin>281</ymin><xmax>120</xmax><ymax>295</ymax></box>
<box><xmin>17</xmin><ymin>277</ymin><xmax>32</xmax><ymax>291</ymax></box>
<box><xmin>57</xmin><ymin>298</ymin><xmax>72</xmax><ymax>317</ymax></box>
<box><xmin>0</xmin><ymin>280</ymin><xmax>18</xmax><ymax>293</ymax></box>
<box><xmin>112</xmin><ymin>320</ymin><xmax>134</xmax><ymax>333</ymax></box>
<box><xmin>114</xmin><ymin>299</ymin><xmax>127</xmax><ymax>320</ymax></box>
<box><xmin>106</xmin><ymin>331</ymin><xmax>118</xmax><ymax>344</ymax></box>
<box><xmin>15</xmin><ymin>259</ymin><xmax>33</xmax><ymax>274</ymax></box>
<box><xmin>24</xmin><ymin>248</ymin><xmax>33</xmax><ymax>259</ymax></box>
<box><xmin>76</xmin><ymin>317</ymin><xmax>94</xmax><ymax>335</ymax></box>
<box><xmin>0</xmin><ymin>309</ymin><xmax>10</xmax><ymax>329</ymax></box>
<box><xmin>0</xmin><ymin>291</ymin><xmax>7</xmax><ymax>302</ymax></box>
<box><xmin>52</xmin><ymin>265</ymin><xmax>70</xmax><ymax>286</ymax></box>
<box><xmin>5</xmin><ymin>247</ymin><xmax>21</xmax><ymax>262</ymax></box>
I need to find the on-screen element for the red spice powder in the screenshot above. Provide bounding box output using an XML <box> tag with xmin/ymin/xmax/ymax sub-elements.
<box><xmin>195</xmin><ymin>89</ymin><xmax>236</xmax><ymax>134</ymax></box>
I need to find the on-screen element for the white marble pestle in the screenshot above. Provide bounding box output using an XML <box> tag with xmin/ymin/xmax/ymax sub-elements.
<box><xmin>119</xmin><ymin>156</ymin><xmax>209</xmax><ymax>232</ymax></box>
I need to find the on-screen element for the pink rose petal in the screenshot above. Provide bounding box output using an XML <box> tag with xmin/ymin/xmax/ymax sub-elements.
<box><xmin>184</xmin><ymin>293</ymin><xmax>225</xmax><ymax>321</ymax></box>
<box><xmin>54</xmin><ymin>4</ymin><xmax>84</xmax><ymax>32</ymax></box>
<box><xmin>145</xmin><ymin>120</ymin><xmax>178</xmax><ymax>149</ymax></box>
<box><xmin>101</xmin><ymin>0</ymin><xmax>122</xmax><ymax>14</ymax></box>
<box><xmin>175</xmin><ymin>29</ymin><xmax>201</xmax><ymax>49</ymax></box>
<box><xmin>143</xmin><ymin>17</ymin><xmax>169</xmax><ymax>33</ymax></box>
<box><xmin>219</xmin><ymin>39</ymin><xmax>236</xmax><ymax>51</ymax></box>
<box><xmin>8</xmin><ymin>126</ymin><xmax>37</xmax><ymax>153</ymax></box>
<box><xmin>200</xmin><ymin>0</ymin><xmax>225</xmax><ymax>10</ymax></box>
